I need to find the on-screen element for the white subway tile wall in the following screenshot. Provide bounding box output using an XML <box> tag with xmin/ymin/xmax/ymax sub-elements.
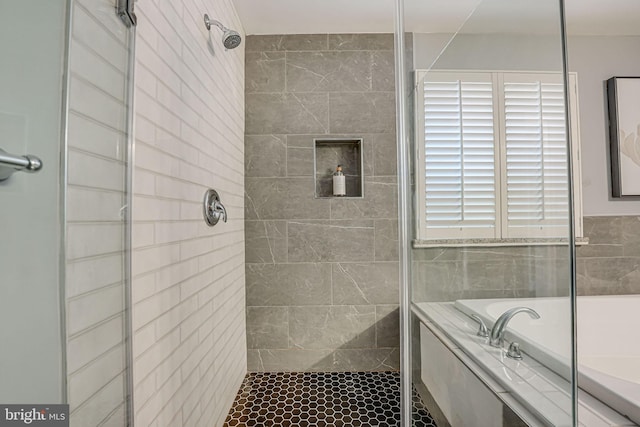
<box><xmin>132</xmin><ymin>1</ymin><xmax>246</xmax><ymax>427</ymax></box>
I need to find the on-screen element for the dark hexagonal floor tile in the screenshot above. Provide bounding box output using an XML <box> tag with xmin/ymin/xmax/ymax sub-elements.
<box><xmin>223</xmin><ymin>371</ymin><xmax>437</xmax><ymax>426</ymax></box>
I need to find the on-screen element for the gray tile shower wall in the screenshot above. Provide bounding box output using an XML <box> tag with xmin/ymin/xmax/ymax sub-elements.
<box><xmin>244</xmin><ymin>34</ymin><xmax>400</xmax><ymax>372</ymax></box>
<box><xmin>577</xmin><ymin>216</ymin><xmax>640</xmax><ymax>295</ymax></box>
<box><xmin>410</xmin><ymin>216</ymin><xmax>640</xmax><ymax>302</ymax></box>
<box><xmin>411</xmin><ymin>246</ymin><xmax>570</xmax><ymax>302</ymax></box>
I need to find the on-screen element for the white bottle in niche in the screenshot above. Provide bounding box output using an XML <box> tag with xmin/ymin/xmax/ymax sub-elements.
<box><xmin>333</xmin><ymin>165</ymin><xmax>346</xmax><ymax>196</ymax></box>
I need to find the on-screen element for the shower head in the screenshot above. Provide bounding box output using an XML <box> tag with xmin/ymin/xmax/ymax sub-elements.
<box><xmin>222</xmin><ymin>29</ymin><xmax>242</xmax><ymax>50</ymax></box>
<box><xmin>204</xmin><ymin>14</ymin><xmax>242</xmax><ymax>50</ymax></box>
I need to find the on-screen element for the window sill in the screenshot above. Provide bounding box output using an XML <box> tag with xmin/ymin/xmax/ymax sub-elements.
<box><xmin>412</xmin><ymin>237</ymin><xmax>589</xmax><ymax>248</ymax></box>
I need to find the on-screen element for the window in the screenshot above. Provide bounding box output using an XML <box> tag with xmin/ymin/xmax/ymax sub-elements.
<box><xmin>415</xmin><ymin>71</ymin><xmax>582</xmax><ymax>243</ymax></box>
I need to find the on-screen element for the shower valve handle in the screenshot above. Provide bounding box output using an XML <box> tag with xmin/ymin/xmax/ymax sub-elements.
<box><xmin>212</xmin><ymin>200</ymin><xmax>227</xmax><ymax>223</ymax></box>
<box><xmin>203</xmin><ymin>189</ymin><xmax>227</xmax><ymax>227</ymax></box>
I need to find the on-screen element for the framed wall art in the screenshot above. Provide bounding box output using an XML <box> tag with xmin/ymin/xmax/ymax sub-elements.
<box><xmin>607</xmin><ymin>77</ymin><xmax>640</xmax><ymax>198</ymax></box>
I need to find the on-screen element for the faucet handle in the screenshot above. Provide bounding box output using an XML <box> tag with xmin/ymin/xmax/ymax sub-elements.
<box><xmin>470</xmin><ymin>314</ymin><xmax>489</xmax><ymax>338</ymax></box>
<box><xmin>212</xmin><ymin>200</ymin><xmax>227</xmax><ymax>222</ymax></box>
<box><xmin>507</xmin><ymin>342</ymin><xmax>523</xmax><ymax>360</ymax></box>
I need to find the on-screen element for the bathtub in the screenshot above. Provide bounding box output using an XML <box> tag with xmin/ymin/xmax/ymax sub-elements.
<box><xmin>454</xmin><ymin>296</ymin><xmax>640</xmax><ymax>425</ymax></box>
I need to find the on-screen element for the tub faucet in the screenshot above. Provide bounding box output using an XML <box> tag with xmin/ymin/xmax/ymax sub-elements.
<box><xmin>489</xmin><ymin>307</ymin><xmax>540</xmax><ymax>348</ymax></box>
<box><xmin>470</xmin><ymin>314</ymin><xmax>489</xmax><ymax>338</ymax></box>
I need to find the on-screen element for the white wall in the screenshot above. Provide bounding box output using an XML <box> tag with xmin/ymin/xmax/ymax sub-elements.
<box><xmin>413</xmin><ymin>33</ymin><xmax>640</xmax><ymax>217</ymax></box>
<box><xmin>567</xmin><ymin>36</ymin><xmax>640</xmax><ymax>215</ymax></box>
<box><xmin>412</xmin><ymin>33</ymin><xmax>562</xmax><ymax>71</ymax></box>
<box><xmin>132</xmin><ymin>0</ymin><xmax>246</xmax><ymax>426</ymax></box>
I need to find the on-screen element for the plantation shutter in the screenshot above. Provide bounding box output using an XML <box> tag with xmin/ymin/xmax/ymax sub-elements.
<box><xmin>420</xmin><ymin>72</ymin><xmax>498</xmax><ymax>239</ymax></box>
<box><xmin>500</xmin><ymin>73</ymin><xmax>570</xmax><ymax>238</ymax></box>
<box><xmin>415</xmin><ymin>71</ymin><xmax>581</xmax><ymax>243</ymax></box>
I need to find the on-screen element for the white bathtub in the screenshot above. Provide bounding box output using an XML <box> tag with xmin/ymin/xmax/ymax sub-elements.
<box><xmin>454</xmin><ymin>296</ymin><xmax>640</xmax><ymax>425</ymax></box>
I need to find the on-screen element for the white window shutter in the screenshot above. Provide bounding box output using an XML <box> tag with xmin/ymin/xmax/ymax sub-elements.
<box><xmin>501</xmin><ymin>75</ymin><xmax>570</xmax><ymax>238</ymax></box>
<box><xmin>420</xmin><ymin>73</ymin><xmax>497</xmax><ymax>239</ymax></box>
<box><xmin>415</xmin><ymin>71</ymin><xmax>581</xmax><ymax>243</ymax></box>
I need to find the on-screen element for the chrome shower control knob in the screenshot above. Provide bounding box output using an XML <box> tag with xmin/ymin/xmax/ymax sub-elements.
<box><xmin>212</xmin><ymin>200</ymin><xmax>227</xmax><ymax>222</ymax></box>
<box><xmin>203</xmin><ymin>189</ymin><xmax>228</xmax><ymax>227</ymax></box>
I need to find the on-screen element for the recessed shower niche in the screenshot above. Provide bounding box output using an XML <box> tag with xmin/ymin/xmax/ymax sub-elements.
<box><xmin>314</xmin><ymin>138</ymin><xmax>364</xmax><ymax>198</ymax></box>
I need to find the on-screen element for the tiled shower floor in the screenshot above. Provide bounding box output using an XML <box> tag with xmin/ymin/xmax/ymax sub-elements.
<box><xmin>223</xmin><ymin>371</ymin><xmax>437</xmax><ymax>426</ymax></box>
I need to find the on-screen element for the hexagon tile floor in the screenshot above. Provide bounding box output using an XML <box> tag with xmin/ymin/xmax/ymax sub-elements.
<box><xmin>223</xmin><ymin>371</ymin><xmax>437</xmax><ymax>426</ymax></box>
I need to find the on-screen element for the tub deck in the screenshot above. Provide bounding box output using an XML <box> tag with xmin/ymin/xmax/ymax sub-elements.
<box><xmin>454</xmin><ymin>296</ymin><xmax>640</xmax><ymax>425</ymax></box>
<box><xmin>413</xmin><ymin>298</ymin><xmax>639</xmax><ymax>426</ymax></box>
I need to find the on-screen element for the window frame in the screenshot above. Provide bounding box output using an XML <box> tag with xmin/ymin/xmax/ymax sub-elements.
<box><xmin>414</xmin><ymin>70</ymin><xmax>582</xmax><ymax>244</ymax></box>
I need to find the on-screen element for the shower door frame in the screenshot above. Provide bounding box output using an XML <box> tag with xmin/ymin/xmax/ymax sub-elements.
<box><xmin>123</xmin><ymin>16</ymin><xmax>137</xmax><ymax>427</ymax></box>
<box><xmin>393</xmin><ymin>0</ymin><xmax>413</xmax><ymax>425</ymax></box>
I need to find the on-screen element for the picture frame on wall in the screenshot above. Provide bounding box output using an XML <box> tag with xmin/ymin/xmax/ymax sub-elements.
<box><xmin>607</xmin><ymin>76</ymin><xmax>640</xmax><ymax>198</ymax></box>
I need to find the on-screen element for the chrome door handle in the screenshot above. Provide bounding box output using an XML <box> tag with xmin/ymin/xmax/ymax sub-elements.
<box><xmin>0</xmin><ymin>148</ymin><xmax>43</xmax><ymax>181</ymax></box>
<box><xmin>203</xmin><ymin>189</ymin><xmax>228</xmax><ymax>227</ymax></box>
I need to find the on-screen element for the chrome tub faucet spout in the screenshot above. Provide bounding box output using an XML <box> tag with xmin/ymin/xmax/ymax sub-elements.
<box><xmin>489</xmin><ymin>307</ymin><xmax>540</xmax><ymax>347</ymax></box>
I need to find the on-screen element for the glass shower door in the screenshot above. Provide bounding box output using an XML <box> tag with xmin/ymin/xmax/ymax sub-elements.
<box><xmin>0</xmin><ymin>1</ymin><xmax>68</xmax><ymax>403</ymax></box>
<box><xmin>64</xmin><ymin>0</ymin><xmax>135</xmax><ymax>424</ymax></box>
<box><xmin>0</xmin><ymin>3</ymin><xmax>135</xmax><ymax>424</ymax></box>
<box><xmin>397</xmin><ymin>0</ymin><xmax>579</xmax><ymax>425</ymax></box>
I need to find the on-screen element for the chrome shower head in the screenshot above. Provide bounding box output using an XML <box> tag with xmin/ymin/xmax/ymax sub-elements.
<box><xmin>222</xmin><ymin>29</ymin><xmax>242</xmax><ymax>49</ymax></box>
<box><xmin>204</xmin><ymin>14</ymin><xmax>242</xmax><ymax>50</ymax></box>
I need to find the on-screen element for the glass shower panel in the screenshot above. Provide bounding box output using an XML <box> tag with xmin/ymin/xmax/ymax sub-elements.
<box><xmin>402</xmin><ymin>0</ymin><xmax>577</xmax><ymax>425</ymax></box>
<box><xmin>64</xmin><ymin>0</ymin><xmax>134</xmax><ymax>425</ymax></box>
<box><xmin>0</xmin><ymin>0</ymin><xmax>134</xmax><ymax>424</ymax></box>
<box><xmin>0</xmin><ymin>1</ymin><xmax>68</xmax><ymax>403</ymax></box>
